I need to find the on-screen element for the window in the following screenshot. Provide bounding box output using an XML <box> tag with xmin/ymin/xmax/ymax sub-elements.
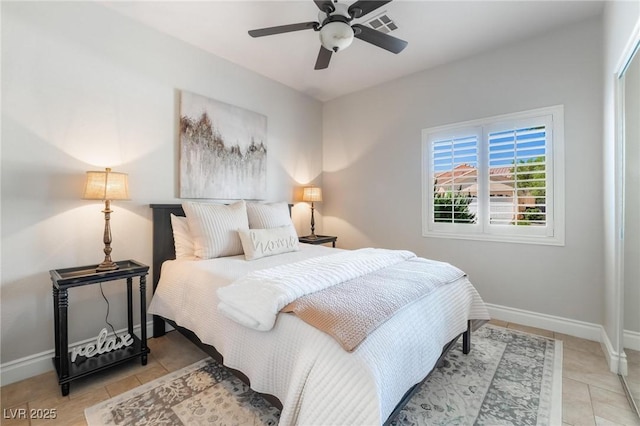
<box><xmin>422</xmin><ymin>105</ymin><xmax>564</xmax><ymax>245</ymax></box>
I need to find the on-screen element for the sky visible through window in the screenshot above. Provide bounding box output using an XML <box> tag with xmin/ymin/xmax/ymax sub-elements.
<box><xmin>432</xmin><ymin>126</ymin><xmax>546</xmax><ymax>173</ymax></box>
<box><xmin>489</xmin><ymin>126</ymin><xmax>546</xmax><ymax>168</ymax></box>
<box><xmin>433</xmin><ymin>136</ymin><xmax>477</xmax><ymax>173</ymax></box>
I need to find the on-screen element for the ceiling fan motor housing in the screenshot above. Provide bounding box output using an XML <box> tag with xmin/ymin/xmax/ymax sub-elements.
<box><xmin>318</xmin><ymin>3</ymin><xmax>354</xmax><ymax>52</ymax></box>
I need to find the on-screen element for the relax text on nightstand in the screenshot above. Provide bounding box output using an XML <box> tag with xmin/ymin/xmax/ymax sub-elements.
<box><xmin>70</xmin><ymin>328</ymin><xmax>134</xmax><ymax>362</ymax></box>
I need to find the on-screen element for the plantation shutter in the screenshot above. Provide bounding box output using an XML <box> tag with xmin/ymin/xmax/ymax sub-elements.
<box><xmin>422</xmin><ymin>105</ymin><xmax>562</xmax><ymax>245</ymax></box>
<box><xmin>431</xmin><ymin>133</ymin><xmax>479</xmax><ymax>225</ymax></box>
<box><xmin>486</xmin><ymin>114</ymin><xmax>553</xmax><ymax>233</ymax></box>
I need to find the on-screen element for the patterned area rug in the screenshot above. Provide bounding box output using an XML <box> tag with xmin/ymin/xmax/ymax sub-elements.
<box><xmin>85</xmin><ymin>325</ymin><xmax>562</xmax><ymax>426</ymax></box>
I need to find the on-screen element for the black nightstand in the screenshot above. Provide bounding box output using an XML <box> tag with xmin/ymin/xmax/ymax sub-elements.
<box><xmin>49</xmin><ymin>259</ymin><xmax>150</xmax><ymax>396</ymax></box>
<box><xmin>299</xmin><ymin>235</ymin><xmax>337</xmax><ymax>247</ymax></box>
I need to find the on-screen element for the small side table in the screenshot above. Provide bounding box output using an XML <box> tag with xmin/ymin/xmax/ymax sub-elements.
<box><xmin>299</xmin><ymin>235</ymin><xmax>337</xmax><ymax>247</ymax></box>
<box><xmin>49</xmin><ymin>260</ymin><xmax>150</xmax><ymax>396</ymax></box>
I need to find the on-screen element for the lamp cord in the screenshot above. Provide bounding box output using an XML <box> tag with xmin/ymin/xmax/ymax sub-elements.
<box><xmin>99</xmin><ymin>283</ymin><xmax>122</xmax><ymax>343</ymax></box>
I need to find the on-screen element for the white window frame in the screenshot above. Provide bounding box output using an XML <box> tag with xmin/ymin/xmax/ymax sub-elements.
<box><xmin>422</xmin><ymin>105</ymin><xmax>565</xmax><ymax>246</ymax></box>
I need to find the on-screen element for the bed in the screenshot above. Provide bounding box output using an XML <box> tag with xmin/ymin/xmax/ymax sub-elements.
<box><xmin>148</xmin><ymin>202</ymin><xmax>490</xmax><ymax>425</ymax></box>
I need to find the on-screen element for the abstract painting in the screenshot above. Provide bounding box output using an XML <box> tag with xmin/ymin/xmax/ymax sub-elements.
<box><xmin>179</xmin><ymin>91</ymin><xmax>267</xmax><ymax>199</ymax></box>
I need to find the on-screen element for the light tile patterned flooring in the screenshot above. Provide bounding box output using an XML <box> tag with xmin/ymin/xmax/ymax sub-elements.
<box><xmin>1</xmin><ymin>320</ymin><xmax>639</xmax><ymax>425</ymax></box>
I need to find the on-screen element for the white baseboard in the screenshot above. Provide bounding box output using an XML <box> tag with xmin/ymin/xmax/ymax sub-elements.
<box><xmin>0</xmin><ymin>321</ymin><xmax>154</xmax><ymax>386</ymax></box>
<box><xmin>604</xmin><ymin>329</ymin><xmax>640</xmax><ymax>375</ymax></box>
<box><xmin>601</xmin><ymin>326</ymin><xmax>626</xmax><ymax>374</ymax></box>
<box><xmin>624</xmin><ymin>329</ymin><xmax>640</xmax><ymax>351</ymax></box>
<box><xmin>486</xmin><ymin>303</ymin><xmax>625</xmax><ymax>374</ymax></box>
<box><xmin>486</xmin><ymin>303</ymin><xmax>602</xmax><ymax>341</ymax></box>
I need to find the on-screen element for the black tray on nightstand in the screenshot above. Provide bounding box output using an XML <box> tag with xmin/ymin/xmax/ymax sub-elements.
<box><xmin>299</xmin><ymin>235</ymin><xmax>337</xmax><ymax>247</ymax></box>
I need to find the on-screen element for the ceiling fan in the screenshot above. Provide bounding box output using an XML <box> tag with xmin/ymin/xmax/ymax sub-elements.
<box><xmin>248</xmin><ymin>0</ymin><xmax>408</xmax><ymax>70</ymax></box>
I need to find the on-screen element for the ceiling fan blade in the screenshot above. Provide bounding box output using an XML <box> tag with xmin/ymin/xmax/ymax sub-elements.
<box><xmin>314</xmin><ymin>46</ymin><xmax>333</xmax><ymax>70</ymax></box>
<box><xmin>348</xmin><ymin>0</ymin><xmax>392</xmax><ymax>19</ymax></box>
<box><xmin>248</xmin><ymin>21</ymin><xmax>318</xmax><ymax>38</ymax></box>
<box><xmin>314</xmin><ymin>0</ymin><xmax>335</xmax><ymax>13</ymax></box>
<box><xmin>352</xmin><ymin>24</ymin><xmax>407</xmax><ymax>54</ymax></box>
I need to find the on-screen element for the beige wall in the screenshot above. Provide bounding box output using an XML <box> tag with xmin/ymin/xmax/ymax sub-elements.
<box><xmin>1</xmin><ymin>2</ymin><xmax>323</xmax><ymax>372</ymax></box>
<box><xmin>323</xmin><ymin>18</ymin><xmax>604</xmax><ymax>324</ymax></box>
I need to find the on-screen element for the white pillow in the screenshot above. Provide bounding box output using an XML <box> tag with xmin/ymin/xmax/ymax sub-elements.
<box><xmin>247</xmin><ymin>202</ymin><xmax>294</xmax><ymax>229</ymax></box>
<box><xmin>170</xmin><ymin>214</ymin><xmax>196</xmax><ymax>260</ymax></box>
<box><xmin>238</xmin><ymin>225</ymin><xmax>300</xmax><ymax>261</ymax></box>
<box><xmin>182</xmin><ymin>200</ymin><xmax>248</xmax><ymax>259</ymax></box>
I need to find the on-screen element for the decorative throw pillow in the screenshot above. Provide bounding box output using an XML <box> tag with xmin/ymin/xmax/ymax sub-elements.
<box><xmin>246</xmin><ymin>202</ymin><xmax>293</xmax><ymax>229</ymax></box>
<box><xmin>238</xmin><ymin>225</ymin><xmax>300</xmax><ymax>261</ymax></box>
<box><xmin>182</xmin><ymin>200</ymin><xmax>248</xmax><ymax>259</ymax></box>
<box><xmin>170</xmin><ymin>214</ymin><xmax>196</xmax><ymax>260</ymax></box>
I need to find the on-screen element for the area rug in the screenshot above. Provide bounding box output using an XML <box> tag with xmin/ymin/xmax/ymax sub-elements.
<box><xmin>85</xmin><ymin>325</ymin><xmax>562</xmax><ymax>426</ymax></box>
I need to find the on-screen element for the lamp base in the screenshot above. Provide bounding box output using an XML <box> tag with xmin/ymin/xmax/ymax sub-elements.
<box><xmin>96</xmin><ymin>199</ymin><xmax>118</xmax><ymax>272</ymax></box>
<box><xmin>96</xmin><ymin>260</ymin><xmax>118</xmax><ymax>272</ymax></box>
<box><xmin>306</xmin><ymin>234</ymin><xmax>319</xmax><ymax>240</ymax></box>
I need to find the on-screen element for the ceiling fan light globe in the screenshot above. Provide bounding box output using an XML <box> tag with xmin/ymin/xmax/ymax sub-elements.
<box><xmin>319</xmin><ymin>22</ymin><xmax>354</xmax><ymax>52</ymax></box>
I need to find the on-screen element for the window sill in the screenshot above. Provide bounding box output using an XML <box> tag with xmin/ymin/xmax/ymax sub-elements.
<box><xmin>422</xmin><ymin>231</ymin><xmax>565</xmax><ymax>246</ymax></box>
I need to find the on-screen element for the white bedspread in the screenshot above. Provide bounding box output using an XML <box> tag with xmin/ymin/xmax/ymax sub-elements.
<box><xmin>217</xmin><ymin>248</ymin><xmax>415</xmax><ymax>330</ymax></box>
<box><xmin>148</xmin><ymin>244</ymin><xmax>490</xmax><ymax>425</ymax></box>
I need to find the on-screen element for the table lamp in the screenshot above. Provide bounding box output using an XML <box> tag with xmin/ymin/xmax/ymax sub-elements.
<box><xmin>83</xmin><ymin>168</ymin><xmax>130</xmax><ymax>271</ymax></box>
<box><xmin>302</xmin><ymin>186</ymin><xmax>322</xmax><ymax>239</ymax></box>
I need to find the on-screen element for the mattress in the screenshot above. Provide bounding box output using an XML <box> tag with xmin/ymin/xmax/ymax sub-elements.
<box><xmin>148</xmin><ymin>244</ymin><xmax>490</xmax><ymax>425</ymax></box>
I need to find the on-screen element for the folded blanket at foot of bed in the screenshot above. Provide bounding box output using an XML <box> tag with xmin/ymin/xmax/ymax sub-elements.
<box><xmin>217</xmin><ymin>248</ymin><xmax>466</xmax><ymax>350</ymax></box>
<box><xmin>217</xmin><ymin>248</ymin><xmax>417</xmax><ymax>330</ymax></box>
<box><xmin>282</xmin><ymin>257</ymin><xmax>466</xmax><ymax>351</ymax></box>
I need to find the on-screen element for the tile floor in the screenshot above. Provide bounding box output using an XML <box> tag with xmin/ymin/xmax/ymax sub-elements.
<box><xmin>1</xmin><ymin>321</ymin><xmax>639</xmax><ymax>426</ymax></box>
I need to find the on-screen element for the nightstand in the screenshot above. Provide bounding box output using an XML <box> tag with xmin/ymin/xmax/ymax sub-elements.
<box><xmin>49</xmin><ymin>260</ymin><xmax>150</xmax><ymax>396</ymax></box>
<box><xmin>299</xmin><ymin>235</ymin><xmax>337</xmax><ymax>247</ymax></box>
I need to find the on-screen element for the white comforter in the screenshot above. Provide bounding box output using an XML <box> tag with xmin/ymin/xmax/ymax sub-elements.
<box><xmin>218</xmin><ymin>248</ymin><xmax>416</xmax><ymax>330</ymax></box>
<box><xmin>148</xmin><ymin>244</ymin><xmax>490</xmax><ymax>425</ymax></box>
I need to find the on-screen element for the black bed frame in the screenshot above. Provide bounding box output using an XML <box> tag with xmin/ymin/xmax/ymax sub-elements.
<box><xmin>149</xmin><ymin>203</ymin><xmax>471</xmax><ymax>425</ymax></box>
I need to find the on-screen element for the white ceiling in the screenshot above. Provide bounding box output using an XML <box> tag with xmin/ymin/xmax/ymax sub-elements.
<box><xmin>103</xmin><ymin>0</ymin><xmax>604</xmax><ymax>102</ymax></box>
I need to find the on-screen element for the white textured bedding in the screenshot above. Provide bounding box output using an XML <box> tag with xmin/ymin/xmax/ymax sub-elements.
<box><xmin>148</xmin><ymin>244</ymin><xmax>490</xmax><ymax>425</ymax></box>
<box><xmin>217</xmin><ymin>248</ymin><xmax>416</xmax><ymax>331</ymax></box>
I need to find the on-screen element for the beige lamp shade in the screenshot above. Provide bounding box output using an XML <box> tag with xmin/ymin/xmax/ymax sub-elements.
<box><xmin>302</xmin><ymin>186</ymin><xmax>322</xmax><ymax>203</ymax></box>
<box><xmin>83</xmin><ymin>168</ymin><xmax>130</xmax><ymax>201</ymax></box>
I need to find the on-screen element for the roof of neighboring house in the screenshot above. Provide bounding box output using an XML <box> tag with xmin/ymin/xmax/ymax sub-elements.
<box><xmin>489</xmin><ymin>167</ymin><xmax>512</xmax><ymax>177</ymax></box>
<box><xmin>435</xmin><ymin>164</ymin><xmax>513</xmax><ymax>186</ymax></box>
<box><xmin>435</xmin><ymin>164</ymin><xmax>520</xmax><ymax>196</ymax></box>
<box><xmin>434</xmin><ymin>164</ymin><xmax>477</xmax><ymax>186</ymax></box>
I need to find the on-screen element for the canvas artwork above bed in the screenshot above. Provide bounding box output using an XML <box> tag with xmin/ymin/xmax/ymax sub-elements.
<box><xmin>179</xmin><ymin>91</ymin><xmax>267</xmax><ymax>200</ymax></box>
<box><xmin>148</xmin><ymin>200</ymin><xmax>490</xmax><ymax>425</ymax></box>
